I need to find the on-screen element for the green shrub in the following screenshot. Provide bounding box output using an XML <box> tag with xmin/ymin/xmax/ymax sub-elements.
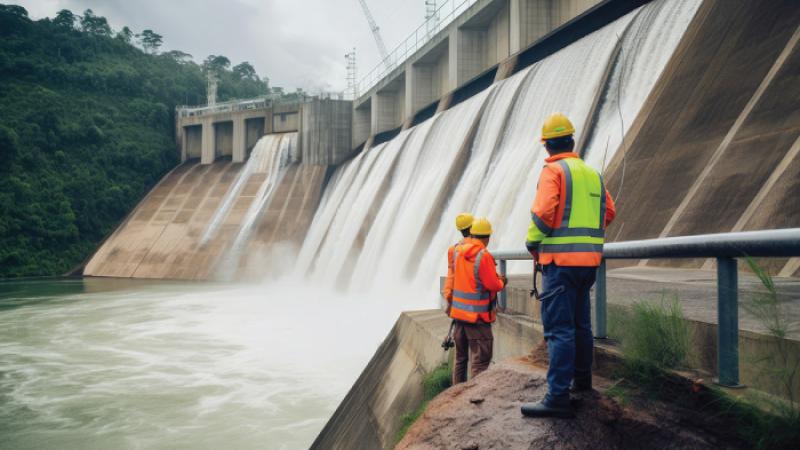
<box><xmin>619</xmin><ymin>294</ymin><xmax>689</xmax><ymax>371</ymax></box>
<box><xmin>396</xmin><ymin>363</ymin><xmax>452</xmax><ymax>443</ymax></box>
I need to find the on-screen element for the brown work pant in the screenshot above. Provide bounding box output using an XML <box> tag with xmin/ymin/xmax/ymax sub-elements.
<box><xmin>452</xmin><ymin>321</ymin><xmax>493</xmax><ymax>385</ymax></box>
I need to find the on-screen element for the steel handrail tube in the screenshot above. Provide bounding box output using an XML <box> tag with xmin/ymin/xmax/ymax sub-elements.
<box><xmin>489</xmin><ymin>228</ymin><xmax>800</xmax><ymax>388</ymax></box>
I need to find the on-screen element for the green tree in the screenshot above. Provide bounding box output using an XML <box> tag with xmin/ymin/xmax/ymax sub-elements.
<box><xmin>80</xmin><ymin>9</ymin><xmax>111</xmax><ymax>36</ymax></box>
<box><xmin>203</xmin><ymin>54</ymin><xmax>231</xmax><ymax>74</ymax></box>
<box><xmin>136</xmin><ymin>29</ymin><xmax>163</xmax><ymax>54</ymax></box>
<box><xmin>116</xmin><ymin>25</ymin><xmax>133</xmax><ymax>44</ymax></box>
<box><xmin>53</xmin><ymin>9</ymin><xmax>75</xmax><ymax>28</ymax></box>
<box><xmin>0</xmin><ymin>5</ymin><xmax>279</xmax><ymax>277</ymax></box>
<box><xmin>162</xmin><ymin>50</ymin><xmax>193</xmax><ymax>64</ymax></box>
<box><xmin>233</xmin><ymin>61</ymin><xmax>258</xmax><ymax>81</ymax></box>
<box><xmin>0</xmin><ymin>4</ymin><xmax>27</xmax><ymax>17</ymax></box>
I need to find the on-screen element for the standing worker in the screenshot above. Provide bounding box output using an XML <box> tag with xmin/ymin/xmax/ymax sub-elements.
<box><xmin>521</xmin><ymin>113</ymin><xmax>616</xmax><ymax>418</ymax></box>
<box><xmin>442</xmin><ymin>213</ymin><xmax>474</xmax><ymax>310</ymax></box>
<box><xmin>449</xmin><ymin>217</ymin><xmax>507</xmax><ymax>385</ymax></box>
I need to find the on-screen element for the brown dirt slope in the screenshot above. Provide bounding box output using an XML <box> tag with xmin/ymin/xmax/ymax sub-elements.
<box><xmin>396</xmin><ymin>359</ymin><xmax>742</xmax><ymax>450</ymax></box>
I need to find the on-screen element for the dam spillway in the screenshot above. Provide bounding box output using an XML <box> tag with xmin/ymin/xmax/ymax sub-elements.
<box><xmin>83</xmin><ymin>0</ymin><xmax>800</xmax><ymax>283</ymax></box>
<box><xmin>84</xmin><ymin>133</ymin><xmax>326</xmax><ymax>280</ymax></box>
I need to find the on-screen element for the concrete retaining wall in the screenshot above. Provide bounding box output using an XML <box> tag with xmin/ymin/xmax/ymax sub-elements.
<box><xmin>301</xmin><ymin>98</ymin><xmax>354</xmax><ymax>166</ymax></box>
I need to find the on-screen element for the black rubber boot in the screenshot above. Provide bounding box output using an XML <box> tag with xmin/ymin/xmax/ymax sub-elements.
<box><xmin>520</xmin><ymin>401</ymin><xmax>575</xmax><ymax>418</ymax></box>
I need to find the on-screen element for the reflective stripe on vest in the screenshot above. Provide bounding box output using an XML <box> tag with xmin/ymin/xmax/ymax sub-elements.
<box><xmin>451</xmin><ymin>248</ymin><xmax>492</xmax><ymax>320</ymax></box>
<box><xmin>473</xmin><ymin>249</ymin><xmax>486</xmax><ymax>296</ymax></box>
<box><xmin>541</xmin><ymin>158</ymin><xmax>605</xmax><ymax>253</ymax></box>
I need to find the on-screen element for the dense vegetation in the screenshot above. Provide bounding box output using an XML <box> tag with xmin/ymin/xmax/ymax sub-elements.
<box><xmin>0</xmin><ymin>5</ymin><xmax>278</xmax><ymax>277</ymax></box>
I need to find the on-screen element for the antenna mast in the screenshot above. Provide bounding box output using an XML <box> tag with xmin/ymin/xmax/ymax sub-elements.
<box><xmin>345</xmin><ymin>48</ymin><xmax>358</xmax><ymax>99</ymax></box>
<box><xmin>425</xmin><ymin>1</ymin><xmax>440</xmax><ymax>38</ymax></box>
<box><xmin>206</xmin><ymin>72</ymin><xmax>218</xmax><ymax>106</ymax></box>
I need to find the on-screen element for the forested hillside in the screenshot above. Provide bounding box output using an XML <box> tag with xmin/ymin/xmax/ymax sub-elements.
<box><xmin>0</xmin><ymin>5</ymin><xmax>272</xmax><ymax>277</ymax></box>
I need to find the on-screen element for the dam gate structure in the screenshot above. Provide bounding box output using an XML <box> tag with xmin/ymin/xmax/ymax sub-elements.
<box><xmin>85</xmin><ymin>0</ymin><xmax>800</xmax><ymax>286</ymax></box>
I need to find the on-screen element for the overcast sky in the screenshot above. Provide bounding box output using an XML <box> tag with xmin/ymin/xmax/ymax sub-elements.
<box><xmin>16</xmin><ymin>0</ymin><xmax>431</xmax><ymax>92</ymax></box>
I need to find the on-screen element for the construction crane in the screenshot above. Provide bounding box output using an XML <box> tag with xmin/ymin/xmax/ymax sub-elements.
<box><xmin>357</xmin><ymin>0</ymin><xmax>392</xmax><ymax>70</ymax></box>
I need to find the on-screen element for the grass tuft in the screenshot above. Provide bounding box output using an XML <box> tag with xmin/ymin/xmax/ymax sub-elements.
<box><xmin>395</xmin><ymin>363</ymin><xmax>452</xmax><ymax>443</ymax></box>
<box><xmin>618</xmin><ymin>293</ymin><xmax>689</xmax><ymax>373</ymax></box>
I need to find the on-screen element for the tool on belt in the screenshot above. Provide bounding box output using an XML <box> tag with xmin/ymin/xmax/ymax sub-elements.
<box><xmin>530</xmin><ymin>262</ymin><xmax>565</xmax><ymax>301</ymax></box>
<box><xmin>441</xmin><ymin>320</ymin><xmax>456</xmax><ymax>351</ymax></box>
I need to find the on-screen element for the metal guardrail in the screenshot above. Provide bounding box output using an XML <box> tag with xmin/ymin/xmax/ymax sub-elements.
<box><xmin>357</xmin><ymin>0</ymin><xmax>478</xmax><ymax>96</ymax></box>
<box><xmin>176</xmin><ymin>92</ymin><xmax>350</xmax><ymax>118</ymax></box>
<box><xmin>492</xmin><ymin>228</ymin><xmax>800</xmax><ymax>387</ymax></box>
<box><xmin>176</xmin><ymin>97</ymin><xmax>273</xmax><ymax>118</ymax></box>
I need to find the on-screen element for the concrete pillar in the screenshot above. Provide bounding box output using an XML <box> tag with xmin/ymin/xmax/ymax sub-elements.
<box><xmin>201</xmin><ymin>119</ymin><xmax>215</xmax><ymax>164</ymax></box>
<box><xmin>371</xmin><ymin>91</ymin><xmax>400</xmax><ymax>134</ymax></box>
<box><xmin>511</xmin><ymin>0</ymin><xmax>556</xmax><ymax>53</ymax></box>
<box><xmin>301</xmin><ymin>98</ymin><xmax>353</xmax><ymax>165</ymax></box>
<box><xmin>232</xmin><ymin>118</ymin><xmax>245</xmax><ymax>163</ymax></box>
<box><xmin>405</xmin><ymin>62</ymin><xmax>438</xmax><ymax>119</ymax></box>
<box><xmin>449</xmin><ymin>26</ymin><xmax>487</xmax><ymax>88</ymax></box>
<box><xmin>404</xmin><ymin>61</ymin><xmax>415</xmax><ymax>121</ymax></box>
<box><xmin>487</xmin><ymin>0</ymin><xmax>511</xmax><ymax>65</ymax></box>
<box><xmin>180</xmin><ymin>127</ymin><xmax>188</xmax><ymax>163</ymax></box>
<box><xmin>353</xmin><ymin>103</ymin><xmax>371</xmax><ymax>148</ymax></box>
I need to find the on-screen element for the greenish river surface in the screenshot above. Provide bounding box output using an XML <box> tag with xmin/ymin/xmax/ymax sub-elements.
<box><xmin>0</xmin><ymin>278</ymin><xmax>428</xmax><ymax>449</ymax></box>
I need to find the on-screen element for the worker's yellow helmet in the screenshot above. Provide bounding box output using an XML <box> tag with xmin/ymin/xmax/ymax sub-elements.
<box><xmin>470</xmin><ymin>217</ymin><xmax>493</xmax><ymax>237</ymax></box>
<box><xmin>540</xmin><ymin>113</ymin><xmax>575</xmax><ymax>142</ymax></box>
<box><xmin>455</xmin><ymin>213</ymin><xmax>474</xmax><ymax>231</ymax></box>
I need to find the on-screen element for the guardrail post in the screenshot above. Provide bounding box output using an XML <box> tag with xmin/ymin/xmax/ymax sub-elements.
<box><xmin>716</xmin><ymin>257</ymin><xmax>740</xmax><ymax>387</ymax></box>
<box><xmin>595</xmin><ymin>259</ymin><xmax>607</xmax><ymax>339</ymax></box>
<box><xmin>498</xmin><ymin>259</ymin><xmax>507</xmax><ymax>310</ymax></box>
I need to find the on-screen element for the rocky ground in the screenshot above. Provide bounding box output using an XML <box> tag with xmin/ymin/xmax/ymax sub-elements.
<box><xmin>396</xmin><ymin>355</ymin><xmax>745</xmax><ymax>450</ymax></box>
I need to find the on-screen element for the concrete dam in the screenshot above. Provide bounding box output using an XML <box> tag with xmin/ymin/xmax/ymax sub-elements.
<box><xmin>68</xmin><ymin>0</ymin><xmax>800</xmax><ymax>448</ymax></box>
<box><xmin>85</xmin><ymin>0</ymin><xmax>799</xmax><ymax>284</ymax></box>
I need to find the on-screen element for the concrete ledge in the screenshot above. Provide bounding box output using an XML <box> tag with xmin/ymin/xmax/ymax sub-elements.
<box><xmin>312</xmin><ymin>309</ymin><xmax>625</xmax><ymax>449</ymax></box>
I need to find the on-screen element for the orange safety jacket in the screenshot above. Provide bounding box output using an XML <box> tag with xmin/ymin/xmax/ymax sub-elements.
<box><xmin>450</xmin><ymin>238</ymin><xmax>506</xmax><ymax>324</ymax></box>
<box><xmin>442</xmin><ymin>239</ymin><xmax>466</xmax><ymax>301</ymax></box>
<box><xmin>526</xmin><ymin>152</ymin><xmax>616</xmax><ymax>267</ymax></box>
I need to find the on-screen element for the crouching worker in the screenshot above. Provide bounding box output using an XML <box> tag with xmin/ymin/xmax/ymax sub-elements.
<box><xmin>450</xmin><ymin>217</ymin><xmax>507</xmax><ymax>385</ymax></box>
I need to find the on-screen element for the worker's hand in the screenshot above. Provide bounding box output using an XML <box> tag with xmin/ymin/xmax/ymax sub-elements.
<box><xmin>531</xmin><ymin>250</ymin><xmax>540</xmax><ymax>262</ymax></box>
<box><xmin>445</xmin><ymin>302</ymin><xmax>451</xmax><ymax>316</ymax></box>
<box><xmin>499</xmin><ymin>275</ymin><xmax>508</xmax><ymax>286</ymax></box>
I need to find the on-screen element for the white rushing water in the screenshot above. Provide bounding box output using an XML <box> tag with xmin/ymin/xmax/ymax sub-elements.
<box><xmin>200</xmin><ymin>134</ymin><xmax>294</xmax><ymax>246</ymax></box>
<box><xmin>216</xmin><ymin>133</ymin><xmax>295</xmax><ymax>280</ymax></box>
<box><xmin>0</xmin><ymin>279</ymin><xmax>432</xmax><ymax>450</ymax></box>
<box><xmin>298</xmin><ymin>0</ymin><xmax>701</xmax><ymax>287</ymax></box>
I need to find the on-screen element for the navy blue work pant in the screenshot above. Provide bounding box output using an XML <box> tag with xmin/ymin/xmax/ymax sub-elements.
<box><xmin>540</xmin><ymin>263</ymin><xmax>597</xmax><ymax>405</ymax></box>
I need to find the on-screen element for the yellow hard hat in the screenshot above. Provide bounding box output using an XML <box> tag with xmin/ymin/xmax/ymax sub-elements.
<box><xmin>470</xmin><ymin>217</ymin><xmax>493</xmax><ymax>236</ymax></box>
<box><xmin>455</xmin><ymin>213</ymin><xmax>474</xmax><ymax>231</ymax></box>
<box><xmin>540</xmin><ymin>112</ymin><xmax>575</xmax><ymax>142</ymax></box>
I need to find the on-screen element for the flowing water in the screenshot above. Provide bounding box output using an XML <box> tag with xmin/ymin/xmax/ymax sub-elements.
<box><xmin>200</xmin><ymin>134</ymin><xmax>296</xmax><ymax>247</ymax></box>
<box><xmin>0</xmin><ymin>279</ymin><xmax>431</xmax><ymax>450</ymax></box>
<box><xmin>0</xmin><ymin>1</ymin><xmax>701</xmax><ymax>448</ymax></box>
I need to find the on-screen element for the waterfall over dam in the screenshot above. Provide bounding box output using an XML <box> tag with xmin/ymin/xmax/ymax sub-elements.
<box><xmin>299</xmin><ymin>0</ymin><xmax>700</xmax><ymax>289</ymax></box>
<box><xmin>84</xmin><ymin>0</ymin><xmax>800</xmax><ymax>283</ymax></box>
<box><xmin>84</xmin><ymin>133</ymin><xmax>325</xmax><ymax>280</ymax></box>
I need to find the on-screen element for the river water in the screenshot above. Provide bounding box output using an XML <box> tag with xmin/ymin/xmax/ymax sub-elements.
<box><xmin>0</xmin><ymin>278</ymin><xmax>431</xmax><ymax>450</ymax></box>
